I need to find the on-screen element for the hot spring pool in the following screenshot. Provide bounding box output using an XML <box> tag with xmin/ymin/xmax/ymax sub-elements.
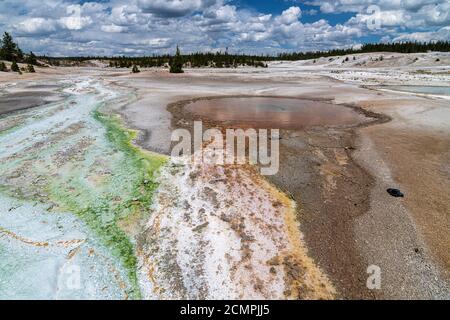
<box><xmin>185</xmin><ymin>97</ymin><xmax>371</xmax><ymax>130</ymax></box>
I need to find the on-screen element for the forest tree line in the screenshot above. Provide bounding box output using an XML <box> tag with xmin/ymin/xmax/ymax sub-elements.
<box><xmin>277</xmin><ymin>41</ymin><xmax>450</xmax><ymax>61</ymax></box>
<box><xmin>41</xmin><ymin>51</ymin><xmax>271</xmax><ymax>68</ymax></box>
<box><xmin>40</xmin><ymin>40</ymin><xmax>450</xmax><ymax>69</ymax></box>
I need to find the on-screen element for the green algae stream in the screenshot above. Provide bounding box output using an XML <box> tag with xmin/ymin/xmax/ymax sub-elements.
<box><xmin>0</xmin><ymin>78</ymin><xmax>166</xmax><ymax>299</ymax></box>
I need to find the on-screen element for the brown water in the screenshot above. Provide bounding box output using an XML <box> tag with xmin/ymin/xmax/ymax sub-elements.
<box><xmin>185</xmin><ymin>97</ymin><xmax>370</xmax><ymax>129</ymax></box>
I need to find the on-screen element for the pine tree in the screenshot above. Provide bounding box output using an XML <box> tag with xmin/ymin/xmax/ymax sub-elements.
<box><xmin>0</xmin><ymin>62</ymin><xmax>7</xmax><ymax>72</ymax></box>
<box><xmin>27</xmin><ymin>64</ymin><xmax>36</xmax><ymax>73</ymax></box>
<box><xmin>0</xmin><ymin>32</ymin><xmax>19</xmax><ymax>62</ymax></box>
<box><xmin>17</xmin><ymin>47</ymin><xmax>24</xmax><ymax>61</ymax></box>
<box><xmin>131</xmin><ymin>64</ymin><xmax>140</xmax><ymax>73</ymax></box>
<box><xmin>169</xmin><ymin>45</ymin><xmax>184</xmax><ymax>73</ymax></box>
<box><xmin>10</xmin><ymin>61</ymin><xmax>20</xmax><ymax>73</ymax></box>
<box><xmin>26</xmin><ymin>51</ymin><xmax>38</xmax><ymax>65</ymax></box>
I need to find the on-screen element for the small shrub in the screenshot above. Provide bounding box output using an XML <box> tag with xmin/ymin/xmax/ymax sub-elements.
<box><xmin>254</xmin><ymin>61</ymin><xmax>267</xmax><ymax>68</ymax></box>
<box><xmin>27</xmin><ymin>64</ymin><xmax>36</xmax><ymax>73</ymax></box>
<box><xmin>0</xmin><ymin>62</ymin><xmax>7</xmax><ymax>72</ymax></box>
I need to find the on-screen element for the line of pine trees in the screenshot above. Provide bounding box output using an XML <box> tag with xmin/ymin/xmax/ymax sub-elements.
<box><xmin>34</xmin><ymin>40</ymin><xmax>450</xmax><ymax>69</ymax></box>
<box><xmin>46</xmin><ymin>51</ymin><xmax>269</xmax><ymax>69</ymax></box>
<box><xmin>277</xmin><ymin>41</ymin><xmax>450</xmax><ymax>61</ymax></box>
<box><xmin>108</xmin><ymin>41</ymin><xmax>450</xmax><ymax>69</ymax></box>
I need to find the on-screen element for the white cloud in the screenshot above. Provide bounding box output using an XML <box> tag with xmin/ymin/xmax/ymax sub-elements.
<box><xmin>138</xmin><ymin>38</ymin><xmax>172</xmax><ymax>48</ymax></box>
<box><xmin>350</xmin><ymin>9</ymin><xmax>409</xmax><ymax>28</ymax></box>
<box><xmin>320</xmin><ymin>2</ymin><xmax>335</xmax><ymax>14</ymax></box>
<box><xmin>101</xmin><ymin>24</ymin><xmax>128</xmax><ymax>33</ymax></box>
<box><xmin>57</xmin><ymin>4</ymin><xmax>93</xmax><ymax>30</ymax></box>
<box><xmin>110</xmin><ymin>5</ymin><xmax>142</xmax><ymax>26</ymax></box>
<box><xmin>15</xmin><ymin>18</ymin><xmax>56</xmax><ymax>35</ymax></box>
<box><xmin>401</xmin><ymin>0</ymin><xmax>437</xmax><ymax>11</ymax></box>
<box><xmin>394</xmin><ymin>26</ymin><xmax>450</xmax><ymax>42</ymax></box>
<box><xmin>258</xmin><ymin>14</ymin><xmax>272</xmax><ymax>22</ymax></box>
<box><xmin>277</xmin><ymin>6</ymin><xmax>302</xmax><ymax>25</ymax></box>
<box><xmin>419</xmin><ymin>2</ymin><xmax>449</xmax><ymax>26</ymax></box>
<box><xmin>138</xmin><ymin>0</ymin><xmax>206</xmax><ymax>17</ymax></box>
<box><xmin>212</xmin><ymin>5</ymin><xmax>237</xmax><ymax>22</ymax></box>
<box><xmin>58</xmin><ymin>16</ymin><xmax>92</xmax><ymax>30</ymax></box>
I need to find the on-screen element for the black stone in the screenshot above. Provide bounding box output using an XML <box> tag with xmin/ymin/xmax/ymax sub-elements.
<box><xmin>387</xmin><ymin>188</ymin><xmax>404</xmax><ymax>198</ymax></box>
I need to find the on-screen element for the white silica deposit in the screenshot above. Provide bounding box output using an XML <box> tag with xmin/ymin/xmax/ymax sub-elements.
<box><xmin>0</xmin><ymin>195</ymin><xmax>128</xmax><ymax>299</ymax></box>
<box><xmin>137</xmin><ymin>146</ymin><xmax>335</xmax><ymax>300</ymax></box>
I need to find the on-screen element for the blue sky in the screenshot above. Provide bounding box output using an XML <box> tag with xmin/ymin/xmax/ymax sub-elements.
<box><xmin>0</xmin><ymin>0</ymin><xmax>449</xmax><ymax>56</ymax></box>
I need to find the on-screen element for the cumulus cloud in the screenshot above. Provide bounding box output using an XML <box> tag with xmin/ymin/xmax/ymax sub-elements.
<box><xmin>110</xmin><ymin>5</ymin><xmax>142</xmax><ymax>26</ymax></box>
<box><xmin>419</xmin><ymin>2</ymin><xmax>449</xmax><ymax>26</ymax></box>
<box><xmin>277</xmin><ymin>6</ymin><xmax>302</xmax><ymax>25</ymax></box>
<box><xmin>137</xmin><ymin>38</ymin><xmax>173</xmax><ymax>48</ymax></box>
<box><xmin>401</xmin><ymin>0</ymin><xmax>438</xmax><ymax>11</ymax></box>
<box><xmin>394</xmin><ymin>26</ymin><xmax>450</xmax><ymax>42</ymax></box>
<box><xmin>101</xmin><ymin>24</ymin><xmax>128</xmax><ymax>33</ymax></box>
<box><xmin>0</xmin><ymin>0</ymin><xmax>448</xmax><ymax>56</ymax></box>
<box><xmin>138</xmin><ymin>0</ymin><xmax>214</xmax><ymax>17</ymax></box>
<box><xmin>319</xmin><ymin>2</ymin><xmax>335</xmax><ymax>14</ymax></box>
<box><xmin>44</xmin><ymin>4</ymin><xmax>94</xmax><ymax>31</ymax></box>
<box><xmin>349</xmin><ymin>9</ymin><xmax>409</xmax><ymax>28</ymax></box>
<box><xmin>15</xmin><ymin>18</ymin><xmax>57</xmax><ymax>35</ymax></box>
<box><xmin>203</xmin><ymin>4</ymin><xmax>237</xmax><ymax>24</ymax></box>
<box><xmin>58</xmin><ymin>16</ymin><xmax>92</xmax><ymax>31</ymax></box>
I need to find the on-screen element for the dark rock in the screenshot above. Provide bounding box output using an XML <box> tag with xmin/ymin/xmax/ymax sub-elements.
<box><xmin>387</xmin><ymin>188</ymin><xmax>404</xmax><ymax>198</ymax></box>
